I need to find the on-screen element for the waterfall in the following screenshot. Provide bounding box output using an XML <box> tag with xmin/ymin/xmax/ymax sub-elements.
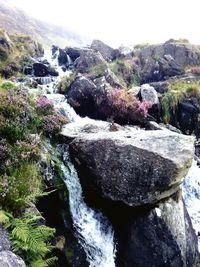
<box><xmin>182</xmin><ymin>159</ymin><xmax>200</xmax><ymax>249</ymax></box>
<box><xmin>61</xmin><ymin>149</ymin><xmax>116</xmax><ymax>267</ymax></box>
<box><xmin>39</xmin><ymin>49</ymin><xmax>117</xmax><ymax>266</ymax></box>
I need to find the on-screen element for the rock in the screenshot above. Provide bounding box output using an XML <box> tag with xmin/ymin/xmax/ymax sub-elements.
<box><xmin>115</xmin><ymin>197</ymin><xmax>198</xmax><ymax>267</ymax></box>
<box><xmin>127</xmin><ymin>86</ymin><xmax>141</xmax><ymax>96</ymax></box>
<box><xmin>74</xmin><ymin>49</ymin><xmax>107</xmax><ymax>74</ymax></box>
<box><xmin>0</xmin><ymin>227</ymin><xmax>10</xmax><ymax>252</ymax></box>
<box><xmin>65</xmin><ymin>47</ymin><xmax>81</xmax><ymax>62</ymax></box>
<box><xmin>149</xmin><ymin>81</ymin><xmax>169</xmax><ymax>94</ymax></box>
<box><xmin>91</xmin><ymin>39</ymin><xmax>120</xmax><ymax>61</ymax></box>
<box><xmin>140</xmin><ymin>84</ymin><xmax>159</xmax><ymax>104</ymax></box>
<box><xmin>66</xmin><ymin>76</ymin><xmax>98</xmax><ymax>117</ymax></box>
<box><xmin>141</xmin><ymin>56</ymin><xmax>184</xmax><ymax>83</ymax></box>
<box><xmin>58</xmin><ymin>48</ymin><xmax>68</xmax><ymax>66</ymax></box>
<box><xmin>33</xmin><ymin>62</ymin><xmax>48</xmax><ymax>77</ymax></box>
<box><xmin>104</xmin><ymin>68</ymin><xmax>125</xmax><ymax>88</ymax></box>
<box><xmin>69</xmin><ymin>129</ymin><xmax>194</xmax><ymax>206</ymax></box>
<box><xmin>139</xmin><ymin>41</ymin><xmax>200</xmax><ymax>67</ymax></box>
<box><xmin>0</xmin><ymin>251</ymin><xmax>25</xmax><ymax>267</ymax></box>
<box><xmin>48</xmin><ymin>65</ymin><xmax>59</xmax><ymax>76</ymax></box>
<box><xmin>23</xmin><ymin>66</ymin><xmax>32</xmax><ymax>75</ymax></box>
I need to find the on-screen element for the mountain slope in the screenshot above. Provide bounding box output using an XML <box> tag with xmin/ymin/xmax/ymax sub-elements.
<box><xmin>0</xmin><ymin>0</ymin><xmax>90</xmax><ymax>48</ymax></box>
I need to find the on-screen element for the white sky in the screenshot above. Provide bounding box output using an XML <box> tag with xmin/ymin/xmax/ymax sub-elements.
<box><xmin>11</xmin><ymin>0</ymin><xmax>200</xmax><ymax>48</ymax></box>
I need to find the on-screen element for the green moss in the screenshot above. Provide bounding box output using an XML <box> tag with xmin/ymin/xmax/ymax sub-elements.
<box><xmin>58</xmin><ymin>73</ymin><xmax>77</xmax><ymax>93</ymax></box>
<box><xmin>161</xmin><ymin>82</ymin><xmax>200</xmax><ymax>123</ymax></box>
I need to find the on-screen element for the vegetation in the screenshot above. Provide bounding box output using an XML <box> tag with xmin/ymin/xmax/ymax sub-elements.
<box><xmin>161</xmin><ymin>82</ymin><xmax>200</xmax><ymax>123</ymax></box>
<box><xmin>0</xmin><ymin>79</ymin><xmax>69</xmax><ymax>265</ymax></box>
<box><xmin>190</xmin><ymin>66</ymin><xmax>200</xmax><ymax>75</ymax></box>
<box><xmin>0</xmin><ymin>28</ymin><xmax>43</xmax><ymax>78</ymax></box>
<box><xmin>0</xmin><ymin>210</ymin><xmax>56</xmax><ymax>267</ymax></box>
<box><xmin>89</xmin><ymin>63</ymin><xmax>106</xmax><ymax>77</ymax></box>
<box><xmin>58</xmin><ymin>73</ymin><xmax>77</xmax><ymax>93</ymax></box>
<box><xmin>109</xmin><ymin>59</ymin><xmax>140</xmax><ymax>87</ymax></box>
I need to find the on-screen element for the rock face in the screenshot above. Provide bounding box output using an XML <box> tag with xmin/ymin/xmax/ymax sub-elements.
<box><xmin>33</xmin><ymin>62</ymin><xmax>48</xmax><ymax>77</ymax></box>
<box><xmin>115</xmin><ymin>197</ymin><xmax>198</xmax><ymax>267</ymax></box>
<box><xmin>91</xmin><ymin>39</ymin><xmax>119</xmax><ymax>61</ymax></box>
<box><xmin>139</xmin><ymin>41</ymin><xmax>200</xmax><ymax>67</ymax></box>
<box><xmin>141</xmin><ymin>55</ymin><xmax>184</xmax><ymax>83</ymax></box>
<box><xmin>0</xmin><ymin>226</ymin><xmax>25</xmax><ymax>267</ymax></box>
<box><xmin>74</xmin><ymin>49</ymin><xmax>107</xmax><ymax>73</ymax></box>
<box><xmin>69</xmin><ymin>129</ymin><xmax>194</xmax><ymax>206</ymax></box>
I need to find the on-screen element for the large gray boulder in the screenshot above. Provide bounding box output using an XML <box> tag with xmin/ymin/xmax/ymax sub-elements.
<box><xmin>115</xmin><ymin>197</ymin><xmax>198</xmax><ymax>267</ymax></box>
<box><xmin>91</xmin><ymin>39</ymin><xmax>120</xmax><ymax>61</ymax></box>
<box><xmin>69</xmin><ymin>129</ymin><xmax>194</xmax><ymax>206</ymax></box>
<box><xmin>74</xmin><ymin>49</ymin><xmax>107</xmax><ymax>73</ymax></box>
<box><xmin>0</xmin><ymin>227</ymin><xmax>10</xmax><ymax>252</ymax></box>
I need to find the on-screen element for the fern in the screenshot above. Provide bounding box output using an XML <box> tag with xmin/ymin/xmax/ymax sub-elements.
<box><xmin>0</xmin><ymin>210</ymin><xmax>56</xmax><ymax>266</ymax></box>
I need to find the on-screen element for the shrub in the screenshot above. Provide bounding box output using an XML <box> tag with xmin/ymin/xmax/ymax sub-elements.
<box><xmin>58</xmin><ymin>73</ymin><xmax>77</xmax><ymax>93</ymax></box>
<box><xmin>36</xmin><ymin>96</ymin><xmax>54</xmax><ymax>115</ymax></box>
<box><xmin>0</xmin><ymin>210</ymin><xmax>56</xmax><ymax>267</ymax></box>
<box><xmin>0</xmin><ymin>163</ymin><xmax>42</xmax><ymax>211</ymax></box>
<box><xmin>104</xmin><ymin>89</ymin><xmax>152</xmax><ymax>122</ymax></box>
<box><xmin>89</xmin><ymin>63</ymin><xmax>106</xmax><ymax>77</ymax></box>
<box><xmin>42</xmin><ymin>114</ymin><xmax>69</xmax><ymax>136</ymax></box>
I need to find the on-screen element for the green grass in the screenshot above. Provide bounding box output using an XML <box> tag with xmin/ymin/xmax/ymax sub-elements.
<box><xmin>161</xmin><ymin>81</ymin><xmax>200</xmax><ymax>123</ymax></box>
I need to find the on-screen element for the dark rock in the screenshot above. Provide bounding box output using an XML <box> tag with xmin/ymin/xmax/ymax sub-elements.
<box><xmin>149</xmin><ymin>81</ymin><xmax>169</xmax><ymax>94</ymax></box>
<box><xmin>178</xmin><ymin>99</ymin><xmax>200</xmax><ymax>135</ymax></box>
<box><xmin>69</xmin><ymin>129</ymin><xmax>194</xmax><ymax>206</ymax></box>
<box><xmin>48</xmin><ymin>65</ymin><xmax>59</xmax><ymax>76</ymax></box>
<box><xmin>52</xmin><ymin>45</ymin><xmax>58</xmax><ymax>56</ymax></box>
<box><xmin>23</xmin><ymin>66</ymin><xmax>32</xmax><ymax>75</ymax></box>
<box><xmin>141</xmin><ymin>55</ymin><xmax>184</xmax><ymax>83</ymax></box>
<box><xmin>91</xmin><ymin>39</ymin><xmax>120</xmax><ymax>61</ymax></box>
<box><xmin>74</xmin><ymin>49</ymin><xmax>107</xmax><ymax>73</ymax></box>
<box><xmin>66</xmin><ymin>76</ymin><xmax>98</xmax><ymax>118</ymax></box>
<box><xmin>115</xmin><ymin>197</ymin><xmax>198</xmax><ymax>267</ymax></box>
<box><xmin>65</xmin><ymin>47</ymin><xmax>81</xmax><ymax>62</ymax></box>
<box><xmin>58</xmin><ymin>48</ymin><xmax>68</xmax><ymax>66</ymax></box>
<box><xmin>33</xmin><ymin>62</ymin><xmax>48</xmax><ymax>77</ymax></box>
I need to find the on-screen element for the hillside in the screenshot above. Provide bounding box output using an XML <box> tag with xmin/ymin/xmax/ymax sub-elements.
<box><xmin>0</xmin><ymin>0</ymin><xmax>90</xmax><ymax>48</ymax></box>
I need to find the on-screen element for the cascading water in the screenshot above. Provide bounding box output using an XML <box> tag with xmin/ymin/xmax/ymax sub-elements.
<box><xmin>182</xmin><ymin>160</ymin><xmax>200</xmax><ymax>249</ymax></box>
<box><xmin>61</xmin><ymin>149</ymin><xmax>116</xmax><ymax>267</ymax></box>
<box><xmin>40</xmin><ymin>50</ymin><xmax>117</xmax><ymax>266</ymax></box>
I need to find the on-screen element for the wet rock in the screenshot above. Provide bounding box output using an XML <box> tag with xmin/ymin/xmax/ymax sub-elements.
<box><xmin>65</xmin><ymin>47</ymin><xmax>81</xmax><ymax>62</ymax></box>
<box><xmin>33</xmin><ymin>62</ymin><xmax>48</xmax><ymax>77</ymax></box>
<box><xmin>58</xmin><ymin>48</ymin><xmax>68</xmax><ymax>66</ymax></box>
<box><xmin>48</xmin><ymin>65</ymin><xmax>59</xmax><ymax>76</ymax></box>
<box><xmin>115</xmin><ymin>197</ymin><xmax>198</xmax><ymax>267</ymax></box>
<box><xmin>69</xmin><ymin>129</ymin><xmax>194</xmax><ymax>206</ymax></box>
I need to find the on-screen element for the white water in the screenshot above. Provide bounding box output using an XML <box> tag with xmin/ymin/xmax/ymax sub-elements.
<box><xmin>182</xmin><ymin>160</ymin><xmax>200</xmax><ymax>249</ymax></box>
<box><xmin>42</xmin><ymin>50</ymin><xmax>117</xmax><ymax>266</ymax></box>
<box><xmin>61</xmin><ymin>150</ymin><xmax>116</xmax><ymax>267</ymax></box>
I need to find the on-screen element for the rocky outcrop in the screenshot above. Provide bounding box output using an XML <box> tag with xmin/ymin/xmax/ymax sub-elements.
<box><xmin>65</xmin><ymin>47</ymin><xmax>81</xmax><ymax>62</ymax></box>
<box><xmin>74</xmin><ymin>49</ymin><xmax>107</xmax><ymax>73</ymax></box>
<box><xmin>69</xmin><ymin>129</ymin><xmax>194</xmax><ymax>206</ymax></box>
<box><xmin>141</xmin><ymin>55</ymin><xmax>184</xmax><ymax>83</ymax></box>
<box><xmin>33</xmin><ymin>62</ymin><xmax>48</xmax><ymax>77</ymax></box>
<box><xmin>0</xmin><ymin>226</ymin><xmax>25</xmax><ymax>267</ymax></box>
<box><xmin>91</xmin><ymin>39</ymin><xmax>120</xmax><ymax>61</ymax></box>
<box><xmin>115</xmin><ymin>197</ymin><xmax>198</xmax><ymax>267</ymax></box>
<box><xmin>139</xmin><ymin>41</ymin><xmax>200</xmax><ymax>67</ymax></box>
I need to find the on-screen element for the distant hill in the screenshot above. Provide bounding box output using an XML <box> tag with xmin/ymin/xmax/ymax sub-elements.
<box><xmin>0</xmin><ymin>0</ymin><xmax>90</xmax><ymax>48</ymax></box>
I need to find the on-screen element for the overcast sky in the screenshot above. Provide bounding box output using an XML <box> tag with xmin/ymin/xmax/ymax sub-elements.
<box><xmin>12</xmin><ymin>0</ymin><xmax>200</xmax><ymax>47</ymax></box>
